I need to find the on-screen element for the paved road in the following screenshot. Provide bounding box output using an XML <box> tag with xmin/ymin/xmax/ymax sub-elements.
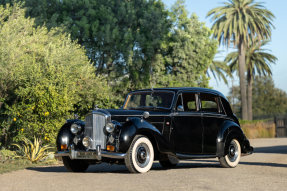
<box><xmin>0</xmin><ymin>138</ymin><xmax>287</xmax><ymax>191</ymax></box>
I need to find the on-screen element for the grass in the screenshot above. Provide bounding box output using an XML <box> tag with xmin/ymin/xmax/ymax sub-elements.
<box><xmin>0</xmin><ymin>152</ymin><xmax>59</xmax><ymax>174</ymax></box>
<box><xmin>241</xmin><ymin>121</ymin><xmax>275</xmax><ymax>139</ymax></box>
<box><xmin>0</xmin><ymin>160</ymin><xmax>54</xmax><ymax>174</ymax></box>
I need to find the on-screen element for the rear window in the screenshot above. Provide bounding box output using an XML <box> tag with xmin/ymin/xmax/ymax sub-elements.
<box><xmin>220</xmin><ymin>97</ymin><xmax>234</xmax><ymax>117</ymax></box>
<box><xmin>200</xmin><ymin>93</ymin><xmax>219</xmax><ymax>113</ymax></box>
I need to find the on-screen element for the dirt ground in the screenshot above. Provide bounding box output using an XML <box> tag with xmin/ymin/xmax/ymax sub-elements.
<box><xmin>0</xmin><ymin>138</ymin><xmax>286</xmax><ymax>191</ymax></box>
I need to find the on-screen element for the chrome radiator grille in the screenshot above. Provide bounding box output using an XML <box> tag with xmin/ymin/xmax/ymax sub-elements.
<box><xmin>85</xmin><ymin>113</ymin><xmax>107</xmax><ymax>150</ymax></box>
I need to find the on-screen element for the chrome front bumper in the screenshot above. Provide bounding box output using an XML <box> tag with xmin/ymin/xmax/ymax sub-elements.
<box><xmin>55</xmin><ymin>145</ymin><xmax>126</xmax><ymax>160</ymax></box>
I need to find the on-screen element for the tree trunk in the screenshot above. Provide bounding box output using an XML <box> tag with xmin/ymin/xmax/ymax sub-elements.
<box><xmin>247</xmin><ymin>68</ymin><xmax>253</xmax><ymax>121</ymax></box>
<box><xmin>238</xmin><ymin>40</ymin><xmax>248</xmax><ymax>120</ymax></box>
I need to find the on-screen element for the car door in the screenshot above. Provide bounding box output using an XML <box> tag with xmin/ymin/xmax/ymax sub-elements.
<box><xmin>170</xmin><ymin>92</ymin><xmax>202</xmax><ymax>154</ymax></box>
<box><xmin>199</xmin><ymin>92</ymin><xmax>224</xmax><ymax>154</ymax></box>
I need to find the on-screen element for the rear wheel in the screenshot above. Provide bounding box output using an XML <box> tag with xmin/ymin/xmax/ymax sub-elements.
<box><xmin>62</xmin><ymin>156</ymin><xmax>89</xmax><ymax>172</ymax></box>
<box><xmin>125</xmin><ymin>135</ymin><xmax>154</xmax><ymax>173</ymax></box>
<box><xmin>219</xmin><ymin>139</ymin><xmax>241</xmax><ymax>168</ymax></box>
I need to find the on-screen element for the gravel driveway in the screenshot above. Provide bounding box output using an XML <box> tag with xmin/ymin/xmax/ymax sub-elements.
<box><xmin>0</xmin><ymin>138</ymin><xmax>286</xmax><ymax>191</ymax></box>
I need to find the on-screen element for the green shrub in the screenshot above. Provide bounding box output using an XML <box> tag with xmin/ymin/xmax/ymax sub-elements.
<box><xmin>0</xmin><ymin>4</ymin><xmax>117</xmax><ymax>146</ymax></box>
<box><xmin>0</xmin><ymin>149</ymin><xmax>16</xmax><ymax>163</ymax></box>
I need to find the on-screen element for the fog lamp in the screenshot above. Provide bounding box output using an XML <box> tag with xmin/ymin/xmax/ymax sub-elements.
<box><xmin>106</xmin><ymin>122</ymin><xmax>115</xmax><ymax>133</ymax></box>
<box><xmin>61</xmin><ymin>144</ymin><xmax>67</xmax><ymax>150</ymax></box>
<box><xmin>107</xmin><ymin>145</ymin><xmax>115</xmax><ymax>151</ymax></box>
<box><xmin>82</xmin><ymin>137</ymin><xmax>92</xmax><ymax>148</ymax></box>
<box><xmin>70</xmin><ymin>124</ymin><xmax>81</xmax><ymax>134</ymax></box>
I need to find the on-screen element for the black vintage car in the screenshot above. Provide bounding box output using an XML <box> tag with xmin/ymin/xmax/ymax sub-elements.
<box><xmin>55</xmin><ymin>87</ymin><xmax>253</xmax><ymax>173</ymax></box>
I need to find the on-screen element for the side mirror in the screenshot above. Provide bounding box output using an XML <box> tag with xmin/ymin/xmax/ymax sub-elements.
<box><xmin>177</xmin><ymin>105</ymin><xmax>184</xmax><ymax>112</ymax></box>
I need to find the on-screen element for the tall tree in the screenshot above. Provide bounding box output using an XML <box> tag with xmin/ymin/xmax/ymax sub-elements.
<box><xmin>154</xmin><ymin>0</ymin><xmax>217</xmax><ymax>88</ymax></box>
<box><xmin>207</xmin><ymin>0</ymin><xmax>275</xmax><ymax>120</ymax></box>
<box><xmin>0</xmin><ymin>0</ymin><xmax>170</xmax><ymax>96</ymax></box>
<box><xmin>225</xmin><ymin>38</ymin><xmax>277</xmax><ymax>120</ymax></box>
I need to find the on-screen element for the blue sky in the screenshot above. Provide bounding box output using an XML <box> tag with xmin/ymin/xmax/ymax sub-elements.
<box><xmin>162</xmin><ymin>0</ymin><xmax>287</xmax><ymax>97</ymax></box>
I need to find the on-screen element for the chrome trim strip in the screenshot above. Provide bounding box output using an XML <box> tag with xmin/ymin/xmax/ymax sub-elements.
<box><xmin>176</xmin><ymin>153</ymin><xmax>217</xmax><ymax>159</ymax></box>
<box><xmin>102</xmin><ymin>152</ymin><xmax>126</xmax><ymax>159</ymax></box>
<box><xmin>54</xmin><ymin>151</ymin><xmax>69</xmax><ymax>157</ymax></box>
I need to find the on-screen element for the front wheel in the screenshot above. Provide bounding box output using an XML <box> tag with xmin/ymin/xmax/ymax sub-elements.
<box><xmin>219</xmin><ymin>139</ymin><xmax>241</xmax><ymax>168</ymax></box>
<box><xmin>125</xmin><ymin>135</ymin><xmax>154</xmax><ymax>173</ymax></box>
<box><xmin>62</xmin><ymin>156</ymin><xmax>89</xmax><ymax>172</ymax></box>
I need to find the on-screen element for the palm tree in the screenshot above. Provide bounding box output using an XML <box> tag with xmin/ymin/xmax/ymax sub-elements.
<box><xmin>207</xmin><ymin>0</ymin><xmax>275</xmax><ymax>120</ymax></box>
<box><xmin>225</xmin><ymin>39</ymin><xmax>277</xmax><ymax>120</ymax></box>
<box><xmin>206</xmin><ymin>51</ymin><xmax>231</xmax><ymax>85</ymax></box>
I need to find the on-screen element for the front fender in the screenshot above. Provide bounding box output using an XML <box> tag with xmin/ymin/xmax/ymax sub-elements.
<box><xmin>119</xmin><ymin>117</ymin><xmax>176</xmax><ymax>157</ymax></box>
<box><xmin>56</xmin><ymin>119</ymin><xmax>84</xmax><ymax>151</ymax></box>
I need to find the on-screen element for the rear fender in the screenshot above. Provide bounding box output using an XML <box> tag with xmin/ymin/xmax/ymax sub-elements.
<box><xmin>216</xmin><ymin>120</ymin><xmax>246</xmax><ymax>157</ymax></box>
<box><xmin>119</xmin><ymin>117</ymin><xmax>176</xmax><ymax>157</ymax></box>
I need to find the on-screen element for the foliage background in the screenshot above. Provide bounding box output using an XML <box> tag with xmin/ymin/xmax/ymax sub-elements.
<box><xmin>0</xmin><ymin>0</ymin><xmax>220</xmax><ymax>148</ymax></box>
<box><xmin>0</xmin><ymin>5</ymin><xmax>116</xmax><ymax>148</ymax></box>
<box><xmin>227</xmin><ymin>76</ymin><xmax>287</xmax><ymax>117</ymax></box>
<box><xmin>0</xmin><ymin>0</ymin><xmax>286</xmax><ymax>150</ymax></box>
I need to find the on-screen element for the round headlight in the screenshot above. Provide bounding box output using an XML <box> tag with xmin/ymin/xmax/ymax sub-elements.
<box><xmin>82</xmin><ymin>137</ymin><xmax>92</xmax><ymax>148</ymax></box>
<box><xmin>70</xmin><ymin>124</ymin><xmax>81</xmax><ymax>134</ymax></box>
<box><xmin>106</xmin><ymin>122</ymin><xmax>115</xmax><ymax>133</ymax></box>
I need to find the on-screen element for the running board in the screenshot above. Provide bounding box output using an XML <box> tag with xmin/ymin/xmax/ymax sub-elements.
<box><xmin>176</xmin><ymin>153</ymin><xmax>217</xmax><ymax>160</ymax></box>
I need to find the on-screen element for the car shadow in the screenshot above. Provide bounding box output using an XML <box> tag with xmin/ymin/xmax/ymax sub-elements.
<box><xmin>191</xmin><ymin>159</ymin><xmax>287</xmax><ymax>168</ymax></box>
<box><xmin>253</xmin><ymin>145</ymin><xmax>287</xmax><ymax>154</ymax></box>
<box><xmin>26</xmin><ymin>161</ymin><xmax>221</xmax><ymax>174</ymax></box>
<box><xmin>26</xmin><ymin>145</ymin><xmax>287</xmax><ymax>173</ymax></box>
<box><xmin>26</xmin><ymin>158</ymin><xmax>287</xmax><ymax>174</ymax></box>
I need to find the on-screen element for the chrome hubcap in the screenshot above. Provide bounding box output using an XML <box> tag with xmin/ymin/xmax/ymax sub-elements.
<box><xmin>228</xmin><ymin>140</ymin><xmax>238</xmax><ymax>162</ymax></box>
<box><xmin>135</xmin><ymin>143</ymin><xmax>150</xmax><ymax>168</ymax></box>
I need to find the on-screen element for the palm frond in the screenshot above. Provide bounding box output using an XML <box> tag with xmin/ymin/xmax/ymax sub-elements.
<box><xmin>226</xmin><ymin>37</ymin><xmax>277</xmax><ymax>77</ymax></box>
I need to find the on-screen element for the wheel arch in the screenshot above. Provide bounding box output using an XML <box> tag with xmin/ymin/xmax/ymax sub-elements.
<box><xmin>217</xmin><ymin>120</ymin><xmax>246</xmax><ymax>157</ymax></box>
<box><xmin>136</xmin><ymin>130</ymin><xmax>160</xmax><ymax>160</ymax></box>
<box><xmin>119</xmin><ymin>117</ymin><xmax>176</xmax><ymax>157</ymax></box>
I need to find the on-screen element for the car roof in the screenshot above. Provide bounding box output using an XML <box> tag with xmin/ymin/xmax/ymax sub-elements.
<box><xmin>130</xmin><ymin>87</ymin><xmax>227</xmax><ymax>100</ymax></box>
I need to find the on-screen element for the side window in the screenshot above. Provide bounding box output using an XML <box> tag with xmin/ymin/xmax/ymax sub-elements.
<box><xmin>220</xmin><ymin>97</ymin><xmax>234</xmax><ymax>117</ymax></box>
<box><xmin>200</xmin><ymin>93</ymin><xmax>219</xmax><ymax>113</ymax></box>
<box><xmin>182</xmin><ymin>93</ymin><xmax>197</xmax><ymax>112</ymax></box>
<box><xmin>175</xmin><ymin>94</ymin><xmax>183</xmax><ymax>109</ymax></box>
<box><xmin>126</xmin><ymin>94</ymin><xmax>141</xmax><ymax>108</ymax></box>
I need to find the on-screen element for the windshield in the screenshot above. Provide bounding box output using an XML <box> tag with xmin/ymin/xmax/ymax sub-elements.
<box><xmin>124</xmin><ymin>91</ymin><xmax>174</xmax><ymax>109</ymax></box>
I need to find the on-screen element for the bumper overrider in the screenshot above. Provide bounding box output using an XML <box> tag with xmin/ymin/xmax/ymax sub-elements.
<box><xmin>55</xmin><ymin>144</ymin><xmax>126</xmax><ymax>160</ymax></box>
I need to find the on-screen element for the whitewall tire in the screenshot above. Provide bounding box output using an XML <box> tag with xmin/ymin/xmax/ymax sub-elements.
<box><xmin>125</xmin><ymin>135</ymin><xmax>154</xmax><ymax>173</ymax></box>
<box><xmin>219</xmin><ymin>139</ymin><xmax>241</xmax><ymax>168</ymax></box>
